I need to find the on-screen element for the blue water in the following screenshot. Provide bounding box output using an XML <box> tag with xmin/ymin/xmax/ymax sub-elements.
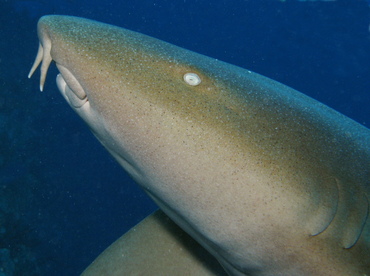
<box><xmin>0</xmin><ymin>0</ymin><xmax>369</xmax><ymax>275</ymax></box>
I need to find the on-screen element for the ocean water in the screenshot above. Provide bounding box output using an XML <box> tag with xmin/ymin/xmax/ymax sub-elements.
<box><xmin>0</xmin><ymin>0</ymin><xmax>369</xmax><ymax>275</ymax></box>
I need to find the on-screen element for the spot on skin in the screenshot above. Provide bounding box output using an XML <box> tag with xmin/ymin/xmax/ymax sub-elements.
<box><xmin>184</xmin><ymin>73</ymin><xmax>201</xmax><ymax>86</ymax></box>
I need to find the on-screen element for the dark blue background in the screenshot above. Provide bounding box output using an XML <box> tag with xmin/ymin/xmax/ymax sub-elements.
<box><xmin>0</xmin><ymin>0</ymin><xmax>369</xmax><ymax>275</ymax></box>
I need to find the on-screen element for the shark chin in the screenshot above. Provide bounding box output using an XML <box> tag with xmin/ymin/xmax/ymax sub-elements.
<box><xmin>29</xmin><ymin>15</ymin><xmax>370</xmax><ymax>275</ymax></box>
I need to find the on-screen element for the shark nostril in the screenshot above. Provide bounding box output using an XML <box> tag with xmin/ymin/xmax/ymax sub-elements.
<box><xmin>28</xmin><ymin>38</ymin><xmax>53</xmax><ymax>92</ymax></box>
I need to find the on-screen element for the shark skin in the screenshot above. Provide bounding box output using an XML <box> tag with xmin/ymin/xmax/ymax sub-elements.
<box><xmin>28</xmin><ymin>15</ymin><xmax>370</xmax><ymax>275</ymax></box>
<box><xmin>81</xmin><ymin>210</ymin><xmax>227</xmax><ymax>276</ymax></box>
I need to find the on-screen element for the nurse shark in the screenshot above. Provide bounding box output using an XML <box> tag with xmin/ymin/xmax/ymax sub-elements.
<box><xmin>29</xmin><ymin>15</ymin><xmax>370</xmax><ymax>275</ymax></box>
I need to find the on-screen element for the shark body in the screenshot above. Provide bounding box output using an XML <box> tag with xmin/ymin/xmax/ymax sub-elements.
<box><xmin>81</xmin><ymin>210</ymin><xmax>228</xmax><ymax>275</ymax></box>
<box><xmin>29</xmin><ymin>15</ymin><xmax>370</xmax><ymax>275</ymax></box>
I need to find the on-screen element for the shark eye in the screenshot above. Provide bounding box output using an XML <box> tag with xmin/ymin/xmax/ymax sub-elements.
<box><xmin>183</xmin><ymin>73</ymin><xmax>201</xmax><ymax>86</ymax></box>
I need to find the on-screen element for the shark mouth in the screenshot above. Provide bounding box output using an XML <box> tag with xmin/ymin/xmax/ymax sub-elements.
<box><xmin>28</xmin><ymin>42</ymin><xmax>88</xmax><ymax>108</ymax></box>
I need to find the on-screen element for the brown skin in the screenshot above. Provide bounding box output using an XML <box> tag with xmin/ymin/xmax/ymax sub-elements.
<box><xmin>30</xmin><ymin>16</ymin><xmax>370</xmax><ymax>275</ymax></box>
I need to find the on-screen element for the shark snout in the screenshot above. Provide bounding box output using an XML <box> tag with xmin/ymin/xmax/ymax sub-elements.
<box><xmin>28</xmin><ymin>16</ymin><xmax>89</xmax><ymax>109</ymax></box>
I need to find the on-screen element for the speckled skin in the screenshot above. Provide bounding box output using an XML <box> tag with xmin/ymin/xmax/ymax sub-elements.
<box><xmin>81</xmin><ymin>210</ymin><xmax>228</xmax><ymax>276</ymax></box>
<box><xmin>29</xmin><ymin>15</ymin><xmax>370</xmax><ymax>275</ymax></box>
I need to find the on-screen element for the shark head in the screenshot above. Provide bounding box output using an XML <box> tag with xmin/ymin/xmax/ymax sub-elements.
<box><xmin>29</xmin><ymin>15</ymin><xmax>254</xmax><ymax>189</ymax></box>
<box><xmin>29</xmin><ymin>15</ymin><xmax>370</xmax><ymax>275</ymax></box>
